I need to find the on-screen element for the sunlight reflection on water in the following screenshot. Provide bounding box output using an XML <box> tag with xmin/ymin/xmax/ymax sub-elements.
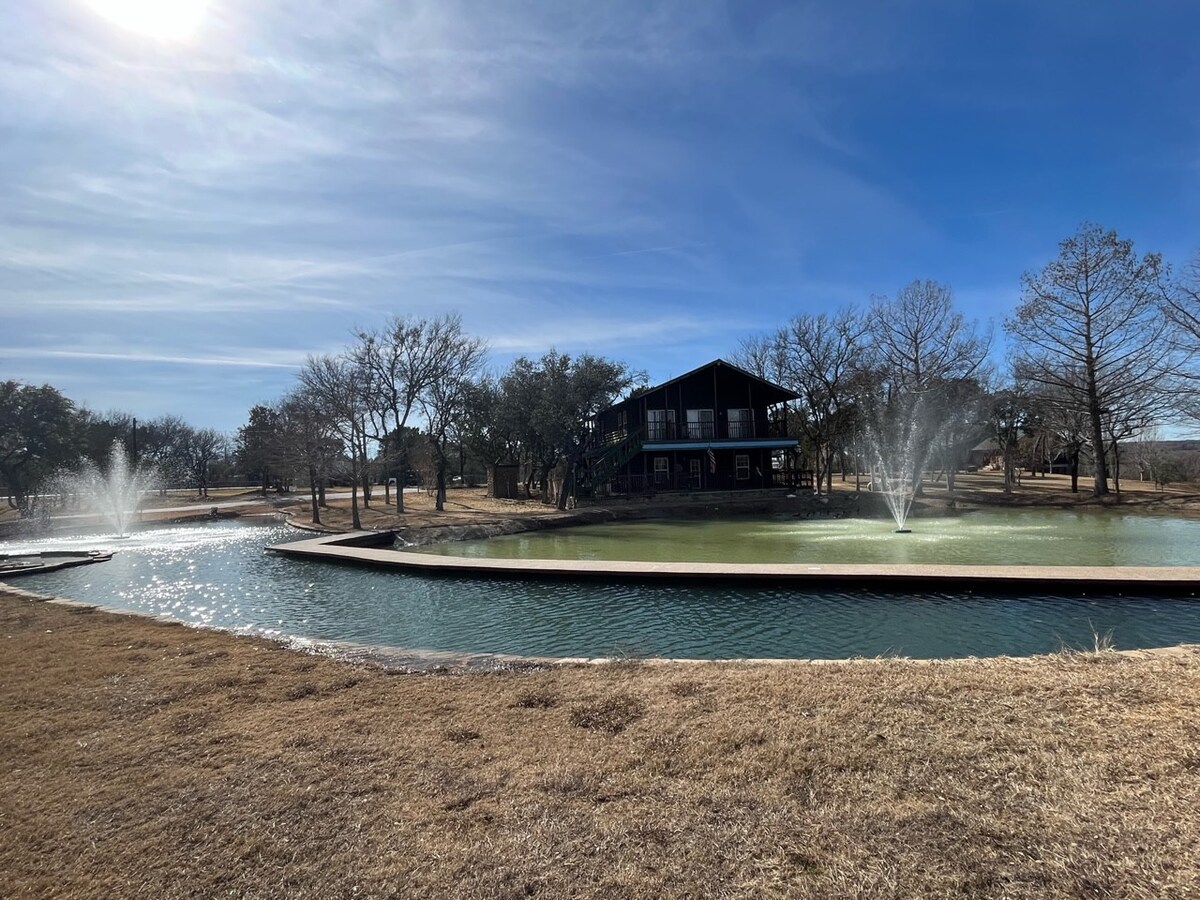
<box><xmin>5</xmin><ymin>517</ymin><xmax>1200</xmax><ymax>659</ymax></box>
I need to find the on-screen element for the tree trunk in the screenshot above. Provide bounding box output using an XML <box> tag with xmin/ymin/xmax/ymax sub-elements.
<box><xmin>557</xmin><ymin>452</ymin><xmax>580</xmax><ymax>510</ymax></box>
<box><xmin>435</xmin><ymin>459</ymin><xmax>447</xmax><ymax>512</ymax></box>
<box><xmin>308</xmin><ymin>465</ymin><xmax>321</xmax><ymax>525</ymax></box>
<box><xmin>318</xmin><ymin>480</ymin><xmax>327</xmax><ymax>507</ymax></box>
<box><xmin>395</xmin><ymin>449</ymin><xmax>406</xmax><ymax>513</ymax></box>
<box><xmin>361</xmin><ymin>469</ymin><xmax>371</xmax><ymax>507</ymax></box>
<box><xmin>1069</xmin><ymin>448</ymin><xmax>1080</xmax><ymax>493</ymax></box>
<box><xmin>1084</xmin><ymin>362</ymin><xmax>1110</xmax><ymax>496</ymax></box>
<box><xmin>349</xmin><ymin>451</ymin><xmax>361</xmax><ymax>530</ymax></box>
<box><xmin>946</xmin><ymin>466</ymin><xmax>956</xmax><ymax>494</ymax></box>
<box><xmin>1111</xmin><ymin>440</ymin><xmax>1122</xmax><ymax>494</ymax></box>
<box><xmin>538</xmin><ymin>464</ymin><xmax>553</xmax><ymax>504</ymax></box>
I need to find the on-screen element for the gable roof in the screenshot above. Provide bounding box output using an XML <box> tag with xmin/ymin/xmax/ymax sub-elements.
<box><xmin>619</xmin><ymin>358</ymin><xmax>800</xmax><ymax>407</ymax></box>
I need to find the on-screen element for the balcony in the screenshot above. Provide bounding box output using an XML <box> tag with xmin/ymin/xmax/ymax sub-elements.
<box><xmin>597</xmin><ymin>468</ymin><xmax>813</xmax><ymax>496</ymax></box>
<box><xmin>644</xmin><ymin>418</ymin><xmax>787</xmax><ymax>442</ymax></box>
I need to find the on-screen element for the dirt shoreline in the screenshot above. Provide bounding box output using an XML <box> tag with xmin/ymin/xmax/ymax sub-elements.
<box><xmin>3</xmin><ymin>589</ymin><xmax>1199</xmax><ymax>898</ymax></box>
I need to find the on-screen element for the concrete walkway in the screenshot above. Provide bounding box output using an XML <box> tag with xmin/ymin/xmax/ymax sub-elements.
<box><xmin>0</xmin><ymin>550</ymin><xmax>115</xmax><ymax>577</ymax></box>
<box><xmin>269</xmin><ymin>531</ymin><xmax>1200</xmax><ymax>592</ymax></box>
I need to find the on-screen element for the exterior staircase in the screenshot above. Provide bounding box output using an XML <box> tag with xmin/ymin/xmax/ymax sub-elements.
<box><xmin>580</xmin><ymin>426</ymin><xmax>644</xmax><ymax>497</ymax></box>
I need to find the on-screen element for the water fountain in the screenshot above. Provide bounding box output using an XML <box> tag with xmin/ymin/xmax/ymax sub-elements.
<box><xmin>58</xmin><ymin>441</ymin><xmax>158</xmax><ymax>537</ymax></box>
<box><xmin>860</xmin><ymin>395</ymin><xmax>936</xmax><ymax>533</ymax></box>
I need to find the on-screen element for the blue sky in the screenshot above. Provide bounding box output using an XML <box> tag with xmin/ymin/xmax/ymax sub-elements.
<box><xmin>2</xmin><ymin>0</ymin><xmax>1197</xmax><ymax>432</ymax></box>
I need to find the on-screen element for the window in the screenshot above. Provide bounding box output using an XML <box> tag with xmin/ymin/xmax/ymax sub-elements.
<box><xmin>647</xmin><ymin>408</ymin><xmax>676</xmax><ymax>441</ymax></box>
<box><xmin>653</xmin><ymin>456</ymin><xmax>669</xmax><ymax>484</ymax></box>
<box><xmin>735</xmin><ymin>453</ymin><xmax>750</xmax><ymax>480</ymax></box>
<box><xmin>686</xmin><ymin>408</ymin><xmax>714</xmax><ymax>439</ymax></box>
<box><xmin>727</xmin><ymin>408</ymin><xmax>753</xmax><ymax>439</ymax></box>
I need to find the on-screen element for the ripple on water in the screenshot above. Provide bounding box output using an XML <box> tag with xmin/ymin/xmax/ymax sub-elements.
<box><xmin>5</xmin><ymin>517</ymin><xmax>1200</xmax><ymax>659</ymax></box>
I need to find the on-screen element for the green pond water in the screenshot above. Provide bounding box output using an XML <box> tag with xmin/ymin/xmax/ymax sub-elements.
<box><xmin>412</xmin><ymin>508</ymin><xmax>1200</xmax><ymax>567</ymax></box>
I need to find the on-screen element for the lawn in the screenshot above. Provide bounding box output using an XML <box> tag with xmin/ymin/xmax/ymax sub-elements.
<box><xmin>2</xmin><ymin>591</ymin><xmax>1198</xmax><ymax>898</ymax></box>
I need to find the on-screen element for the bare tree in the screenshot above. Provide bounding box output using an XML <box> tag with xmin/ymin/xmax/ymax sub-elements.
<box><xmin>929</xmin><ymin>377</ymin><xmax>988</xmax><ymax>493</ymax></box>
<box><xmin>730</xmin><ymin>333</ymin><xmax>785</xmax><ymax>383</ymax></box>
<box><xmin>867</xmin><ymin>280</ymin><xmax>990</xmax><ymax>493</ymax></box>
<box><xmin>1160</xmin><ymin>250</ymin><xmax>1200</xmax><ymax>420</ymax></box>
<box><xmin>1007</xmin><ymin>224</ymin><xmax>1172</xmax><ymax>497</ymax></box>
<box><xmin>418</xmin><ymin>322</ymin><xmax>487</xmax><ymax>512</ymax></box>
<box><xmin>182</xmin><ymin>427</ymin><xmax>225</xmax><ymax>499</ymax></box>
<box><xmin>1025</xmin><ymin>370</ymin><xmax>1093</xmax><ymax>494</ymax></box>
<box><xmin>1160</xmin><ymin>251</ymin><xmax>1200</xmax><ymax>343</ymax></box>
<box><xmin>299</xmin><ymin>353</ymin><xmax>367</xmax><ymax>530</ymax></box>
<box><xmin>869</xmin><ymin>280</ymin><xmax>990</xmax><ymax>396</ymax></box>
<box><xmin>280</xmin><ymin>387</ymin><xmax>338</xmax><ymax>526</ymax></box>
<box><xmin>987</xmin><ymin>386</ymin><xmax>1029</xmax><ymax>494</ymax></box>
<box><xmin>772</xmin><ymin>309</ymin><xmax>868</xmax><ymax>494</ymax></box>
<box><xmin>355</xmin><ymin>315</ymin><xmax>460</xmax><ymax>514</ymax></box>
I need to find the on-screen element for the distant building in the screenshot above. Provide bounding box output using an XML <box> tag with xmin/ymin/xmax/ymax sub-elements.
<box><xmin>583</xmin><ymin>359</ymin><xmax>807</xmax><ymax>496</ymax></box>
<box><xmin>966</xmin><ymin>438</ymin><xmax>1002</xmax><ymax>470</ymax></box>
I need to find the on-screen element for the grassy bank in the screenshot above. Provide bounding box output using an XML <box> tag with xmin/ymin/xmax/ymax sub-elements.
<box><xmin>2</xmin><ymin>592</ymin><xmax>1199</xmax><ymax>898</ymax></box>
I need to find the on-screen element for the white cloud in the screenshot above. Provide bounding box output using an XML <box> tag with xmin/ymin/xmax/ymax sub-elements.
<box><xmin>0</xmin><ymin>347</ymin><xmax>304</xmax><ymax>369</ymax></box>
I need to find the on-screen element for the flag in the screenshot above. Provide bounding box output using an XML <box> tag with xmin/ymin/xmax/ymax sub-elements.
<box><xmin>707</xmin><ymin>448</ymin><xmax>717</xmax><ymax>474</ymax></box>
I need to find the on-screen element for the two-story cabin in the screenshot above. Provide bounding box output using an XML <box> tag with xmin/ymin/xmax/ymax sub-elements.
<box><xmin>584</xmin><ymin>359</ymin><xmax>804</xmax><ymax>495</ymax></box>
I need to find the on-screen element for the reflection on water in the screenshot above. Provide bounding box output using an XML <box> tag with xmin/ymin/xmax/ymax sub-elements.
<box><xmin>4</xmin><ymin>518</ymin><xmax>1200</xmax><ymax>660</ymax></box>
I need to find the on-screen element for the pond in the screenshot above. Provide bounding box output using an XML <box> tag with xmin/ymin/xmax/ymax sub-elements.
<box><xmin>3</xmin><ymin>515</ymin><xmax>1200</xmax><ymax>660</ymax></box>
<box><xmin>412</xmin><ymin>508</ymin><xmax>1200</xmax><ymax>566</ymax></box>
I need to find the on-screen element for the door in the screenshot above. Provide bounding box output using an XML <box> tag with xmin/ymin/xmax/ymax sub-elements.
<box><xmin>686</xmin><ymin>408</ymin><xmax>714</xmax><ymax>440</ymax></box>
<box><xmin>727</xmin><ymin>408</ymin><xmax>753</xmax><ymax>439</ymax></box>
<box><xmin>647</xmin><ymin>408</ymin><xmax>676</xmax><ymax>441</ymax></box>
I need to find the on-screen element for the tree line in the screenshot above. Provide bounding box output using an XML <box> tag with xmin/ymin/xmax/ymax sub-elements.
<box><xmin>248</xmin><ymin>315</ymin><xmax>640</xmax><ymax>529</ymax></box>
<box><xmin>1</xmin><ymin>385</ymin><xmax>230</xmax><ymax>516</ymax></box>
<box><xmin>733</xmin><ymin>224</ymin><xmax>1200</xmax><ymax>498</ymax></box>
<box><xmin>5</xmin><ymin>222</ymin><xmax>1198</xmax><ymax>520</ymax></box>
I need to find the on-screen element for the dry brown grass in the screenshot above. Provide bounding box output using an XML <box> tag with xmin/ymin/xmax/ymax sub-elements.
<box><xmin>836</xmin><ymin>470</ymin><xmax>1200</xmax><ymax>517</ymax></box>
<box><xmin>3</xmin><ymin>592</ymin><xmax>1200</xmax><ymax>898</ymax></box>
<box><xmin>303</xmin><ymin>475</ymin><xmax>1200</xmax><ymax>536</ymax></box>
<box><xmin>288</xmin><ymin>487</ymin><xmax>557</xmax><ymax>532</ymax></box>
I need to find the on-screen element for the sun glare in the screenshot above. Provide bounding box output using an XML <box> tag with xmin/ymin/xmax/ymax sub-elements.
<box><xmin>82</xmin><ymin>0</ymin><xmax>209</xmax><ymax>41</ymax></box>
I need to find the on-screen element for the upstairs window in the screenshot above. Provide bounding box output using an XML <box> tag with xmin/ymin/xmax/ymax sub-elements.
<box><xmin>727</xmin><ymin>408</ymin><xmax>753</xmax><ymax>439</ymax></box>
<box><xmin>686</xmin><ymin>408</ymin><xmax>715</xmax><ymax>440</ymax></box>
<box><xmin>647</xmin><ymin>408</ymin><xmax>676</xmax><ymax>441</ymax></box>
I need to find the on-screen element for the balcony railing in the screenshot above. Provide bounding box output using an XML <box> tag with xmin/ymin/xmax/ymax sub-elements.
<box><xmin>643</xmin><ymin>418</ymin><xmax>787</xmax><ymax>442</ymax></box>
<box><xmin>596</xmin><ymin>467</ymin><xmax>812</xmax><ymax>496</ymax></box>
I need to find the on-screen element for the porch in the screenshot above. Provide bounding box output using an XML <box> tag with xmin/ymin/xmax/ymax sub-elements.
<box><xmin>599</xmin><ymin>469</ymin><xmax>814</xmax><ymax>498</ymax></box>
